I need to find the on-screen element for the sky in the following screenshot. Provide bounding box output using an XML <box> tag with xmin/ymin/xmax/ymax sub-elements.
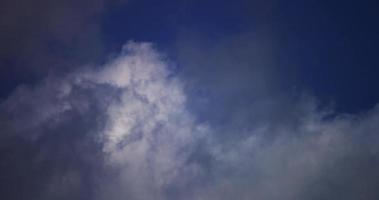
<box><xmin>1</xmin><ymin>0</ymin><xmax>379</xmax><ymax>199</ymax></box>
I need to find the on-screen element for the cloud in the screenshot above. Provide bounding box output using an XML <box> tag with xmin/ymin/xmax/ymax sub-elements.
<box><xmin>86</xmin><ymin>42</ymin><xmax>208</xmax><ymax>200</ymax></box>
<box><xmin>1</xmin><ymin>41</ymin><xmax>379</xmax><ymax>200</ymax></box>
<box><xmin>0</xmin><ymin>41</ymin><xmax>207</xmax><ymax>200</ymax></box>
<box><xmin>192</xmin><ymin>102</ymin><xmax>379</xmax><ymax>200</ymax></box>
<box><xmin>172</xmin><ymin>32</ymin><xmax>379</xmax><ymax>199</ymax></box>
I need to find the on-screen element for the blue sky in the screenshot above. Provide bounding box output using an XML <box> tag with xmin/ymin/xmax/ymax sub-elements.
<box><xmin>101</xmin><ymin>0</ymin><xmax>379</xmax><ymax>113</ymax></box>
<box><xmin>2</xmin><ymin>0</ymin><xmax>378</xmax><ymax>112</ymax></box>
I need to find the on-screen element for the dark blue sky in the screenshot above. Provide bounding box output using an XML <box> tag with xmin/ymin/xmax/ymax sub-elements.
<box><xmin>100</xmin><ymin>0</ymin><xmax>379</xmax><ymax>113</ymax></box>
<box><xmin>1</xmin><ymin>0</ymin><xmax>378</xmax><ymax>113</ymax></box>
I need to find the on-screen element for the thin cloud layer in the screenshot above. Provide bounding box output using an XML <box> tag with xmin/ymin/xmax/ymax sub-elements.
<box><xmin>1</xmin><ymin>42</ymin><xmax>379</xmax><ymax>200</ymax></box>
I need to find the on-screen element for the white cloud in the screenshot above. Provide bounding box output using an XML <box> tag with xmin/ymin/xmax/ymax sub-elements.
<box><xmin>86</xmin><ymin>42</ymin><xmax>208</xmax><ymax>200</ymax></box>
<box><xmin>1</xmin><ymin>41</ymin><xmax>379</xmax><ymax>200</ymax></box>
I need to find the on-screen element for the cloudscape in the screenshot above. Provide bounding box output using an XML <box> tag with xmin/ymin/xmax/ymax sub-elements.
<box><xmin>1</xmin><ymin>1</ymin><xmax>379</xmax><ymax>200</ymax></box>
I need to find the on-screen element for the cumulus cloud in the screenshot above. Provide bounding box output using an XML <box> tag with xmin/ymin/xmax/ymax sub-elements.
<box><xmin>87</xmin><ymin>42</ymin><xmax>208</xmax><ymax>200</ymax></box>
<box><xmin>0</xmin><ymin>41</ymin><xmax>207</xmax><ymax>200</ymax></box>
<box><xmin>1</xmin><ymin>41</ymin><xmax>379</xmax><ymax>200</ymax></box>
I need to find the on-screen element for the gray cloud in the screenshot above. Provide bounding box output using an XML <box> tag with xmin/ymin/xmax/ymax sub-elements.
<box><xmin>1</xmin><ymin>41</ymin><xmax>379</xmax><ymax>200</ymax></box>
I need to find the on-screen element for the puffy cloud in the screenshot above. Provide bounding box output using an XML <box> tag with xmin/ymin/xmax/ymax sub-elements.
<box><xmin>87</xmin><ymin>42</ymin><xmax>208</xmax><ymax>200</ymax></box>
<box><xmin>0</xmin><ymin>41</ymin><xmax>207</xmax><ymax>200</ymax></box>
<box><xmin>1</xmin><ymin>41</ymin><xmax>379</xmax><ymax>200</ymax></box>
